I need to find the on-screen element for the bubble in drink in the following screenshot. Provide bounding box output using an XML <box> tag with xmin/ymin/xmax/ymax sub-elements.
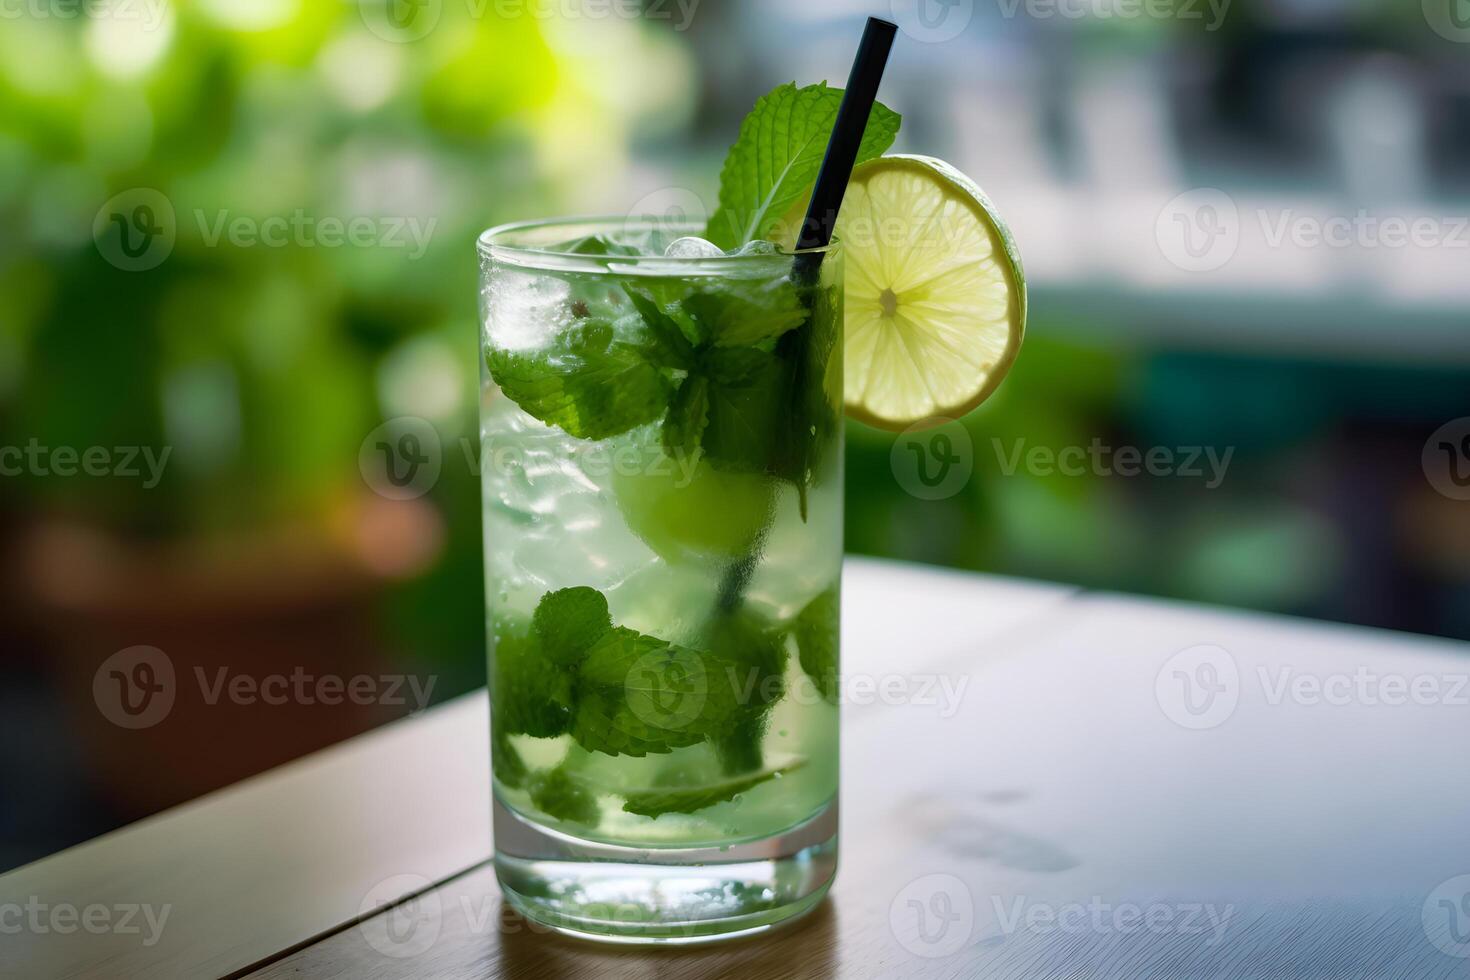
<box><xmin>663</xmin><ymin>236</ymin><xmax>724</xmax><ymax>258</ymax></box>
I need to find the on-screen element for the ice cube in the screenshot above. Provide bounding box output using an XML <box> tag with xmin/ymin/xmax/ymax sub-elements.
<box><xmin>729</xmin><ymin>239</ymin><xmax>780</xmax><ymax>256</ymax></box>
<box><xmin>663</xmin><ymin>236</ymin><xmax>724</xmax><ymax>259</ymax></box>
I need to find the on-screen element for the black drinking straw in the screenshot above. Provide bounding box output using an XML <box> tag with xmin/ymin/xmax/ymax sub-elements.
<box><xmin>791</xmin><ymin>17</ymin><xmax>897</xmax><ymax>282</ymax></box>
<box><xmin>716</xmin><ymin>18</ymin><xmax>898</xmax><ymax>614</ymax></box>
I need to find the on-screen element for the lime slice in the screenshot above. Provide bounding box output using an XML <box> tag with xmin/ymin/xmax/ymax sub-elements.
<box><xmin>780</xmin><ymin>154</ymin><xmax>1026</xmax><ymax>431</ymax></box>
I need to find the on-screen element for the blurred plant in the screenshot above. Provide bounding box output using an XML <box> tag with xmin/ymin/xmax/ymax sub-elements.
<box><xmin>0</xmin><ymin>2</ymin><xmax>695</xmax><ymax>536</ymax></box>
<box><xmin>0</xmin><ymin>3</ymin><xmax>696</xmax><ymax>700</ymax></box>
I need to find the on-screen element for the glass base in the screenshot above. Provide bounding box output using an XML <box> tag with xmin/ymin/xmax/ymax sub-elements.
<box><xmin>493</xmin><ymin>797</ymin><xmax>837</xmax><ymax>944</ymax></box>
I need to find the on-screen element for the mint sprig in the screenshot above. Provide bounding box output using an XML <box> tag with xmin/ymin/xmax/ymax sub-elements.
<box><xmin>495</xmin><ymin>588</ymin><xmax>754</xmax><ymax>757</ymax></box>
<box><xmin>485</xmin><ymin>81</ymin><xmax>898</xmax><ymax>479</ymax></box>
<box><xmin>497</xmin><ymin>588</ymin><xmax>823</xmax><ymax>825</ymax></box>
<box><xmin>485</xmin><ymin>321</ymin><xmax>670</xmax><ymax>441</ymax></box>
<box><xmin>704</xmin><ymin>81</ymin><xmax>901</xmax><ymax>250</ymax></box>
<box><xmin>683</xmin><ymin>281</ymin><xmax>807</xmax><ymax>349</ymax></box>
<box><xmin>623</xmin><ymin>282</ymin><xmax>804</xmax><ymax>469</ymax></box>
<box><xmin>572</xmin><ymin>626</ymin><xmax>745</xmax><ymax>757</ymax></box>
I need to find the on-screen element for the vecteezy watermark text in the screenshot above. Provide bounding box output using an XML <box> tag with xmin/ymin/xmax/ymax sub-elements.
<box><xmin>358</xmin><ymin>0</ymin><xmax>701</xmax><ymax>44</ymax></box>
<box><xmin>990</xmin><ymin>896</ymin><xmax>1235</xmax><ymax>945</ymax></box>
<box><xmin>992</xmin><ymin>438</ymin><xmax>1234</xmax><ymax>488</ymax></box>
<box><xmin>0</xmin><ymin>0</ymin><xmax>170</xmax><ymax>28</ymax></box>
<box><xmin>1257</xmin><ymin>665</ymin><xmax>1469</xmax><ymax>708</ymax></box>
<box><xmin>94</xmin><ymin>646</ymin><xmax>438</xmax><ymax>729</ymax></box>
<box><xmin>485</xmin><ymin>0</ymin><xmax>699</xmax><ymax>29</ymax></box>
<box><xmin>195</xmin><ymin>210</ymin><xmax>436</xmax><ymax>260</ymax></box>
<box><xmin>887</xmin><ymin>874</ymin><xmax>1235</xmax><ymax>960</ymax></box>
<box><xmin>1157</xmin><ymin>189</ymin><xmax>1470</xmax><ymax>272</ymax></box>
<box><xmin>995</xmin><ymin>0</ymin><xmax>1230</xmax><ymax>30</ymax></box>
<box><xmin>0</xmin><ymin>440</ymin><xmax>170</xmax><ymax>488</ymax></box>
<box><xmin>195</xmin><ymin>667</ymin><xmax>437</xmax><ymax>710</ymax></box>
<box><xmin>0</xmin><ymin>898</ymin><xmax>171</xmax><ymax>948</ymax></box>
<box><xmin>1156</xmin><ymin>644</ymin><xmax>1470</xmax><ymax>730</ymax></box>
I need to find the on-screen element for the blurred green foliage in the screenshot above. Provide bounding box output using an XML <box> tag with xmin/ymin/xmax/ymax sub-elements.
<box><xmin>0</xmin><ymin>1</ymin><xmax>693</xmax><ymax>536</ymax></box>
<box><xmin>0</xmin><ymin>2</ymin><xmax>695</xmax><ymax>689</ymax></box>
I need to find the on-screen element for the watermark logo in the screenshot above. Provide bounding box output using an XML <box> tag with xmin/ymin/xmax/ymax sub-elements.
<box><xmin>889</xmin><ymin>0</ymin><xmax>974</xmax><ymax>43</ymax></box>
<box><xmin>1160</xmin><ymin>191</ymin><xmax>1470</xmax><ymax>271</ymax></box>
<box><xmin>625</xmin><ymin>649</ymin><xmax>707</xmax><ymax>733</ymax></box>
<box><xmin>359</xmin><ymin>874</ymin><xmax>442</xmax><ymax>958</ymax></box>
<box><xmin>623</xmin><ymin>185</ymin><xmax>710</xmax><ymax>244</ymax></box>
<box><xmin>890</xmin><ymin>873</ymin><xmax>974</xmax><ymax>958</ymax></box>
<box><xmin>95</xmin><ymin>650</ymin><xmax>437</xmax><ymax>727</ymax></box>
<box><xmin>1155</xmin><ymin>188</ymin><xmax>1239</xmax><ymax>273</ymax></box>
<box><xmin>1423</xmin><ymin>875</ymin><xmax>1470</xmax><ymax>958</ymax></box>
<box><xmin>891</xmin><ymin>417</ymin><xmax>974</xmax><ymax>500</ymax></box>
<box><xmin>359</xmin><ymin>0</ymin><xmax>441</xmax><ymax>43</ymax></box>
<box><xmin>93</xmin><ymin>645</ymin><xmax>176</xmax><ymax>730</ymax></box>
<box><xmin>1423</xmin><ymin>0</ymin><xmax>1470</xmax><ymax>43</ymax></box>
<box><xmin>94</xmin><ymin>188</ymin><xmax>175</xmax><ymax>272</ymax></box>
<box><xmin>1155</xmin><ymin>644</ymin><xmax>1239</xmax><ymax>730</ymax></box>
<box><xmin>1157</xmin><ymin>649</ymin><xmax>1465</xmax><ymax>729</ymax></box>
<box><xmin>360</xmin><ymin>416</ymin><xmax>442</xmax><ymax>500</ymax></box>
<box><xmin>1423</xmin><ymin>417</ymin><xmax>1470</xmax><ymax>501</ymax></box>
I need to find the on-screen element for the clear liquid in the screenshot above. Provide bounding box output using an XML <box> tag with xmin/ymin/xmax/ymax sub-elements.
<box><xmin>480</xmin><ymin>253</ymin><xmax>843</xmax><ymax>850</ymax></box>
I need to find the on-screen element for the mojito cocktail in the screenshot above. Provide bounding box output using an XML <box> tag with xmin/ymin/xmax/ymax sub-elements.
<box><xmin>477</xmin><ymin>25</ymin><xmax>1026</xmax><ymax>941</ymax></box>
<box><xmin>480</xmin><ymin>219</ymin><xmax>843</xmax><ymax>940</ymax></box>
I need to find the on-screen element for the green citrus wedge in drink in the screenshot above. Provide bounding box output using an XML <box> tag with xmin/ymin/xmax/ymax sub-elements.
<box><xmin>780</xmin><ymin>153</ymin><xmax>1026</xmax><ymax>431</ymax></box>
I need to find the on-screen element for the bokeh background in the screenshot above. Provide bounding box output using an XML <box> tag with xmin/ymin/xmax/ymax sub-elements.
<box><xmin>2</xmin><ymin>0</ymin><xmax>1467</xmax><ymax>870</ymax></box>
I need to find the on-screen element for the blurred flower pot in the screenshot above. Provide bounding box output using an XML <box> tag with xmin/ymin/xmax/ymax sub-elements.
<box><xmin>17</xmin><ymin>495</ymin><xmax>444</xmax><ymax>820</ymax></box>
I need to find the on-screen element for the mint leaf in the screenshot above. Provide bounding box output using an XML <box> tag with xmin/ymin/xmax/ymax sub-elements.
<box><xmin>486</xmin><ymin>326</ymin><xmax>671</xmax><ymax>441</ymax></box>
<box><xmin>625</xmin><ymin>275</ymin><xmax>807</xmax><ymax>466</ymax></box>
<box><xmin>770</xmin><ymin>273</ymin><xmax>842</xmax><ymax>519</ymax></box>
<box><xmin>703</xmin><ymin>82</ymin><xmax>901</xmax><ymax>250</ymax></box>
<box><xmin>624</xmin><ymin>286</ymin><xmax>697</xmax><ymax>369</ymax></box>
<box><xmin>527</xmin><ymin>766</ymin><xmax>601</xmax><ymax>826</ymax></box>
<box><xmin>622</xmin><ymin>763</ymin><xmax>802</xmax><ymax>818</ymax></box>
<box><xmin>533</xmin><ymin>586</ymin><xmax>611</xmax><ymax>667</ymax></box>
<box><xmin>684</xmin><ymin>281</ymin><xmax>807</xmax><ymax>349</ymax></box>
<box><xmin>662</xmin><ymin>374</ymin><xmax>709</xmax><ymax>460</ymax></box>
<box><xmin>492</xmin><ymin>629</ymin><xmax>574</xmax><ymax>738</ymax></box>
<box><xmin>794</xmin><ymin>585</ymin><xmax>839</xmax><ymax>704</ymax></box>
<box><xmin>572</xmin><ymin>626</ymin><xmax>745</xmax><ymax>757</ymax></box>
<box><xmin>702</xmin><ymin>350</ymin><xmax>791</xmax><ymax>475</ymax></box>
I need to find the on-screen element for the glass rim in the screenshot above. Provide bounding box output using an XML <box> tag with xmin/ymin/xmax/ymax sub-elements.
<box><xmin>477</xmin><ymin>216</ymin><xmax>838</xmax><ymax>274</ymax></box>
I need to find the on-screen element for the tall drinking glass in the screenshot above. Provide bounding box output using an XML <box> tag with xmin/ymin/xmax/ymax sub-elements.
<box><xmin>478</xmin><ymin>218</ymin><xmax>843</xmax><ymax>942</ymax></box>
